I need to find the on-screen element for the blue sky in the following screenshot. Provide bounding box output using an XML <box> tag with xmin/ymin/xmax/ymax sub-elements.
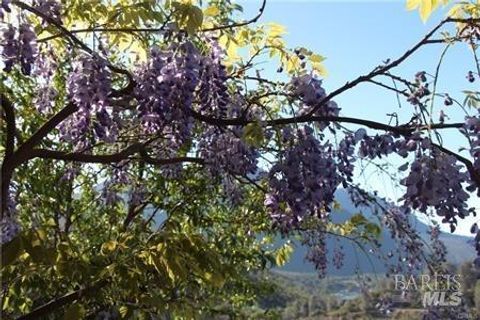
<box><xmin>238</xmin><ymin>0</ymin><xmax>479</xmax><ymax>235</ymax></box>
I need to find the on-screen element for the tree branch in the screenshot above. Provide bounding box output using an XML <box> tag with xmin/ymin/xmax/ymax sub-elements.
<box><xmin>201</xmin><ymin>0</ymin><xmax>267</xmax><ymax>32</ymax></box>
<box><xmin>29</xmin><ymin>146</ymin><xmax>205</xmax><ymax>167</ymax></box>
<box><xmin>188</xmin><ymin>108</ymin><xmax>463</xmax><ymax>134</ymax></box>
<box><xmin>30</xmin><ymin>144</ymin><xmax>143</xmax><ymax>164</ymax></box>
<box><xmin>15</xmin><ymin>280</ymin><xmax>108</xmax><ymax>320</ymax></box>
<box><xmin>1</xmin><ymin>93</ymin><xmax>15</xmax><ymax>156</ymax></box>
<box><xmin>1</xmin><ymin>94</ymin><xmax>15</xmax><ymax>216</ymax></box>
<box><xmin>12</xmin><ymin>103</ymin><xmax>78</xmax><ymax>167</ymax></box>
<box><xmin>433</xmin><ymin>143</ymin><xmax>480</xmax><ymax>187</ymax></box>
<box><xmin>12</xmin><ymin>1</ymin><xmax>132</xmax><ymax>81</ymax></box>
<box><xmin>36</xmin><ymin>0</ymin><xmax>266</xmax><ymax>40</ymax></box>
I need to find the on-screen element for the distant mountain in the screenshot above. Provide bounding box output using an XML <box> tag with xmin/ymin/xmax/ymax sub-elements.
<box><xmin>279</xmin><ymin>189</ymin><xmax>475</xmax><ymax>275</ymax></box>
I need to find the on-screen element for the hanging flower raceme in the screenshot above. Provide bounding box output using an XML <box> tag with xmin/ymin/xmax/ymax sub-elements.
<box><xmin>1</xmin><ymin>24</ymin><xmax>16</xmax><ymax>72</ymax></box>
<box><xmin>60</xmin><ymin>53</ymin><xmax>116</xmax><ymax>149</ymax></box>
<box><xmin>265</xmin><ymin>126</ymin><xmax>343</xmax><ymax>230</ymax></box>
<box><xmin>0</xmin><ymin>22</ymin><xmax>37</xmax><ymax>75</ymax></box>
<box><xmin>336</xmin><ymin>133</ymin><xmax>358</xmax><ymax>184</ymax></box>
<box><xmin>382</xmin><ymin>206</ymin><xmax>425</xmax><ymax>272</ymax></box>
<box><xmin>134</xmin><ymin>40</ymin><xmax>200</xmax><ymax>162</ymax></box>
<box><xmin>198</xmin><ymin>126</ymin><xmax>259</xmax><ymax>177</ymax></box>
<box><xmin>198</xmin><ymin>96</ymin><xmax>259</xmax><ymax>174</ymax></box>
<box><xmin>1</xmin><ymin>186</ymin><xmax>20</xmax><ymax>244</ymax></box>
<box><xmin>134</xmin><ymin>41</ymin><xmax>200</xmax><ymax>134</ymax></box>
<box><xmin>464</xmin><ymin>116</ymin><xmax>480</xmax><ymax>190</ymax></box>
<box><xmin>102</xmin><ymin>163</ymin><xmax>130</xmax><ymax>206</ymax></box>
<box><xmin>400</xmin><ymin>150</ymin><xmax>473</xmax><ymax>228</ymax></box>
<box><xmin>288</xmin><ymin>74</ymin><xmax>341</xmax><ymax>130</ymax></box>
<box><xmin>0</xmin><ymin>0</ymin><xmax>11</xmax><ymax>20</ymax></box>
<box><xmin>356</xmin><ymin>130</ymin><xmax>431</xmax><ymax>160</ymax></box>
<box><xmin>357</xmin><ymin>131</ymin><xmax>396</xmax><ymax>159</ymax></box>
<box><xmin>33</xmin><ymin>0</ymin><xmax>62</xmax><ymax>24</ymax></box>
<box><xmin>197</xmin><ymin>38</ymin><xmax>230</xmax><ymax>117</ymax></box>
<box><xmin>302</xmin><ymin>226</ymin><xmax>328</xmax><ymax>277</ymax></box>
<box><xmin>1</xmin><ymin>215</ymin><xmax>20</xmax><ymax>244</ymax></box>
<box><xmin>33</xmin><ymin>46</ymin><xmax>58</xmax><ymax>113</ymax></box>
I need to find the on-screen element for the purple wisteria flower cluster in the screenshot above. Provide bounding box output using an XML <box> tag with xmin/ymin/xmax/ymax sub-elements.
<box><xmin>302</xmin><ymin>225</ymin><xmax>328</xmax><ymax>277</ymax></box>
<box><xmin>33</xmin><ymin>46</ymin><xmax>58</xmax><ymax>113</ymax></box>
<box><xmin>1</xmin><ymin>22</ymin><xmax>37</xmax><ymax>75</ymax></box>
<box><xmin>33</xmin><ymin>0</ymin><xmax>62</xmax><ymax>24</ymax></box>
<box><xmin>377</xmin><ymin>206</ymin><xmax>424</xmax><ymax>274</ymax></box>
<box><xmin>134</xmin><ymin>40</ymin><xmax>199</xmax><ymax>138</ymax></box>
<box><xmin>289</xmin><ymin>74</ymin><xmax>341</xmax><ymax>130</ymax></box>
<box><xmin>1</xmin><ymin>187</ymin><xmax>20</xmax><ymax>244</ymax></box>
<box><xmin>197</xmin><ymin>38</ymin><xmax>230</xmax><ymax>117</ymax></box>
<box><xmin>0</xmin><ymin>0</ymin><xmax>11</xmax><ymax>20</ymax></box>
<box><xmin>198</xmin><ymin>95</ymin><xmax>259</xmax><ymax>177</ymax></box>
<box><xmin>428</xmin><ymin>225</ymin><xmax>447</xmax><ymax>263</ymax></box>
<box><xmin>265</xmin><ymin>126</ymin><xmax>342</xmax><ymax>230</ymax></box>
<box><xmin>60</xmin><ymin>54</ymin><xmax>117</xmax><ymax>149</ymax></box>
<box><xmin>357</xmin><ymin>130</ymin><xmax>430</xmax><ymax>160</ymax></box>
<box><xmin>407</xmin><ymin>71</ymin><xmax>431</xmax><ymax>105</ymax></box>
<box><xmin>400</xmin><ymin>150</ymin><xmax>473</xmax><ymax>228</ymax></box>
<box><xmin>464</xmin><ymin>116</ymin><xmax>480</xmax><ymax>189</ymax></box>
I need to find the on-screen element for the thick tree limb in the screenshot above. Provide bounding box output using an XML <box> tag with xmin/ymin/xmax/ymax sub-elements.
<box><xmin>12</xmin><ymin>103</ymin><xmax>78</xmax><ymax>167</ymax></box>
<box><xmin>1</xmin><ymin>94</ymin><xmax>15</xmax><ymax>156</ymax></box>
<box><xmin>1</xmin><ymin>94</ymin><xmax>15</xmax><ymax>216</ymax></box>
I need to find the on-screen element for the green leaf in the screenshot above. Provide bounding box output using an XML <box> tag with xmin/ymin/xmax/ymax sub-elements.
<box><xmin>64</xmin><ymin>303</ymin><xmax>85</xmax><ymax>320</ymax></box>
<box><xmin>187</xmin><ymin>6</ymin><xmax>203</xmax><ymax>34</ymax></box>
<box><xmin>350</xmin><ymin>213</ymin><xmax>367</xmax><ymax>226</ymax></box>
<box><xmin>406</xmin><ymin>0</ymin><xmax>422</xmax><ymax>11</ymax></box>
<box><xmin>333</xmin><ymin>201</ymin><xmax>342</xmax><ymax>211</ymax></box>
<box><xmin>419</xmin><ymin>0</ymin><xmax>433</xmax><ymax>21</ymax></box>
<box><xmin>365</xmin><ymin>223</ymin><xmax>382</xmax><ymax>239</ymax></box>
<box><xmin>173</xmin><ymin>2</ymin><xmax>204</xmax><ymax>34</ymax></box>
<box><xmin>243</xmin><ymin>122</ymin><xmax>264</xmax><ymax>147</ymax></box>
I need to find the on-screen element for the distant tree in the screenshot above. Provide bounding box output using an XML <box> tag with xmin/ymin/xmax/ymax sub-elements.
<box><xmin>459</xmin><ymin>262</ymin><xmax>479</xmax><ymax>307</ymax></box>
<box><xmin>474</xmin><ymin>280</ymin><xmax>480</xmax><ymax>314</ymax></box>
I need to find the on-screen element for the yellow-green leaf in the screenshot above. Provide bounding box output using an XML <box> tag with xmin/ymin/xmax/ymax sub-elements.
<box><xmin>406</xmin><ymin>0</ymin><xmax>449</xmax><ymax>21</ymax></box>
<box><xmin>101</xmin><ymin>240</ymin><xmax>117</xmax><ymax>254</ymax></box>
<box><xmin>119</xmin><ymin>305</ymin><xmax>131</xmax><ymax>319</ymax></box>
<box><xmin>275</xmin><ymin>242</ymin><xmax>293</xmax><ymax>266</ymax></box>
<box><xmin>204</xmin><ymin>6</ymin><xmax>220</xmax><ymax>16</ymax></box>
<box><xmin>310</xmin><ymin>54</ymin><xmax>326</xmax><ymax>63</ymax></box>
<box><xmin>419</xmin><ymin>0</ymin><xmax>433</xmax><ymax>21</ymax></box>
<box><xmin>267</xmin><ymin>22</ymin><xmax>287</xmax><ymax>37</ymax></box>
<box><xmin>406</xmin><ymin>0</ymin><xmax>422</xmax><ymax>11</ymax></box>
